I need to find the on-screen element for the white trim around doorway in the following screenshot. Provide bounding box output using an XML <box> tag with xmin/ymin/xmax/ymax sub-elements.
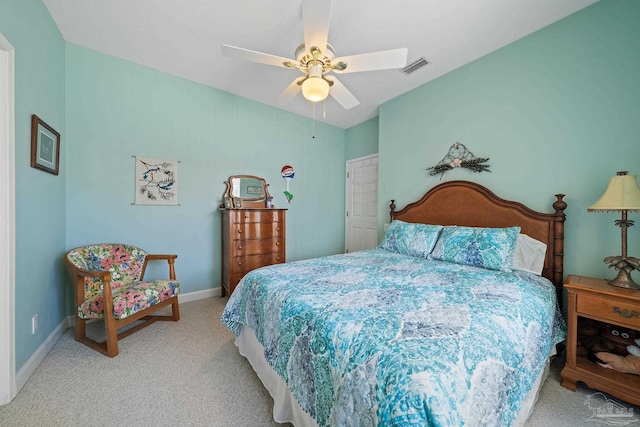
<box><xmin>0</xmin><ymin>32</ymin><xmax>16</xmax><ymax>406</ymax></box>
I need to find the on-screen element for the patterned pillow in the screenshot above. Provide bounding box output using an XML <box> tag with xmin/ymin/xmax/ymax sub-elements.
<box><xmin>380</xmin><ymin>220</ymin><xmax>442</xmax><ymax>258</ymax></box>
<box><xmin>430</xmin><ymin>226</ymin><xmax>521</xmax><ymax>272</ymax></box>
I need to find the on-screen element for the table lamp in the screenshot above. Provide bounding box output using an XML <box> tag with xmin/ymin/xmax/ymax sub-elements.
<box><xmin>588</xmin><ymin>171</ymin><xmax>640</xmax><ymax>289</ymax></box>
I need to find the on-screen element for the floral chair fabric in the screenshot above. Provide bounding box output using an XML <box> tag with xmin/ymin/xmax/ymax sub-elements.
<box><xmin>65</xmin><ymin>243</ymin><xmax>180</xmax><ymax>357</ymax></box>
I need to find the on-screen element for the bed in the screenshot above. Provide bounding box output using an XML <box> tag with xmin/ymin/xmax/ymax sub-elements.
<box><xmin>222</xmin><ymin>180</ymin><xmax>568</xmax><ymax>426</ymax></box>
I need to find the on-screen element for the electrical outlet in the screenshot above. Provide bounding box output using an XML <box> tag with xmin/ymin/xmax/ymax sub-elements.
<box><xmin>31</xmin><ymin>314</ymin><xmax>38</xmax><ymax>334</ymax></box>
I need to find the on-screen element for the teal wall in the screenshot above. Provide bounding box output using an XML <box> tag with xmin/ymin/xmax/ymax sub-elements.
<box><xmin>379</xmin><ymin>0</ymin><xmax>640</xmax><ymax>281</ymax></box>
<box><xmin>345</xmin><ymin>117</ymin><xmax>379</xmax><ymax>160</ymax></box>
<box><xmin>65</xmin><ymin>44</ymin><xmax>346</xmax><ymax>295</ymax></box>
<box><xmin>0</xmin><ymin>0</ymin><xmax>67</xmax><ymax>370</ymax></box>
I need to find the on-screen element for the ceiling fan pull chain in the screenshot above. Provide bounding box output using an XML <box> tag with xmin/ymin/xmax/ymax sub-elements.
<box><xmin>312</xmin><ymin>102</ymin><xmax>316</xmax><ymax>139</ymax></box>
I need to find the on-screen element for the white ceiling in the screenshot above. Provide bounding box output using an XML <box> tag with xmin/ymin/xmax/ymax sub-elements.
<box><xmin>43</xmin><ymin>0</ymin><xmax>598</xmax><ymax>129</ymax></box>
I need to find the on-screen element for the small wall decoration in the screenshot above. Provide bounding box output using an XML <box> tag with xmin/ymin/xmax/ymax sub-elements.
<box><xmin>427</xmin><ymin>142</ymin><xmax>490</xmax><ymax>179</ymax></box>
<box><xmin>282</xmin><ymin>165</ymin><xmax>295</xmax><ymax>203</ymax></box>
<box><xmin>30</xmin><ymin>115</ymin><xmax>61</xmax><ymax>175</ymax></box>
<box><xmin>133</xmin><ymin>156</ymin><xmax>179</xmax><ymax>205</ymax></box>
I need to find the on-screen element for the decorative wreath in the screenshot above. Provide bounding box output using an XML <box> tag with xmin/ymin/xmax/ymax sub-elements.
<box><xmin>427</xmin><ymin>142</ymin><xmax>490</xmax><ymax>178</ymax></box>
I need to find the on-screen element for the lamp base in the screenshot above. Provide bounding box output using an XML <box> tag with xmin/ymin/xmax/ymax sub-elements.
<box><xmin>607</xmin><ymin>272</ymin><xmax>640</xmax><ymax>289</ymax></box>
<box><xmin>603</xmin><ymin>256</ymin><xmax>640</xmax><ymax>289</ymax></box>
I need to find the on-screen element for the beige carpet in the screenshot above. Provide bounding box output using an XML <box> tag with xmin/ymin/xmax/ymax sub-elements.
<box><xmin>0</xmin><ymin>297</ymin><xmax>638</xmax><ymax>427</ymax></box>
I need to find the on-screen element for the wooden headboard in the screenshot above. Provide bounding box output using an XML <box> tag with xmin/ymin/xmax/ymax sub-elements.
<box><xmin>390</xmin><ymin>180</ymin><xmax>567</xmax><ymax>303</ymax></box>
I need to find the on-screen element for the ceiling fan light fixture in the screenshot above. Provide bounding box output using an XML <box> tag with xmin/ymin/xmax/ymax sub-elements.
<box><xmin>302</xmin><ymin>64</ymin><xmax>329</xmax><ymax>102</ymax></box>
<box><xmin>301</xmin><ymin>76</ymin><xmax>330</xmax><ymax>102</ymax></box>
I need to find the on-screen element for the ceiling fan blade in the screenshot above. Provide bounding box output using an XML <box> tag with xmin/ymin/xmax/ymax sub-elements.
<box><xmin>302</xmin><ymin>0</ymin><xmax>331</xmax><ymax>54</ymax></box>
<box><xmin>333</xmin><ymin>48</ymin><xmax>408</xmax><ymax>74</ymax></box>
<box><xmin>221</xmin><ymin>44</ymin><xmax>295</xmax><ymax>68</ymax></box>
<box><xmin>274</xmin><ymin>78</ymin><xmax>303</xmax><ymax>105</ymax></box>
<box><xmin>325</xmin><ymin>76</ymin><xmax>359</xmax><ymax>110</ymax></box>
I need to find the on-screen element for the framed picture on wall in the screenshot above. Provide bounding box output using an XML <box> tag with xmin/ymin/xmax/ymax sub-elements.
<box><xmin>30</xmin><ymin>114</ymin><xmax>61</xmax><ymax>175</ymax></box>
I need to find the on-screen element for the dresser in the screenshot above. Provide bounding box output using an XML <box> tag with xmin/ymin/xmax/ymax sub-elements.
<box><xmin>561</xmin><ymin>274</ymin><xmax>640</xmax><ymax>405</ymax></box>
<box><xmin>221</xmin><ymin>208</ymin><xmax>286</xmax><ymax>297</ymax></box>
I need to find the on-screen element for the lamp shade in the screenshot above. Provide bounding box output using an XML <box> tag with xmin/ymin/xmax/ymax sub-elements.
<box><xmin>301</xmin><ymin>77</ymin><xmax>329</xmax><ymax>103</ymax></box>
<box><xmin>588</xmin><ymin>171</ymin><xmax>640</xmax><ymax>212</ymax></box>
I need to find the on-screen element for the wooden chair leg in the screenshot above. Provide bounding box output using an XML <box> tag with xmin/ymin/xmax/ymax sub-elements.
<box><xmin>171</xmin><ymin>299</ymin><xmax>180</xmax><ymax>321</ymax></box>
<box><xmin>104</xmin><ymin>315</ymin><xmax>119</xmax><ymax>357</ymax></box>
<box><xmin>75</xmin><ymin>317</ymin><xmax>86</xmax><ymax>341</ymax></box>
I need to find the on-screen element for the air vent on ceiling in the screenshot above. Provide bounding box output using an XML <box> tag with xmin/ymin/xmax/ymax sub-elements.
<box><xmin>401</xmin><ymin>57</ymin><xmax>429</xmax><ymax>75</ymax></box>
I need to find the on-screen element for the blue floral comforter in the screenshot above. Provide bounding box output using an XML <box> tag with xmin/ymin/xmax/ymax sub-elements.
<box><xmin>221</xmin><ymin>249</ymin><xmax>566</xmax><ymax>426</ymax></box>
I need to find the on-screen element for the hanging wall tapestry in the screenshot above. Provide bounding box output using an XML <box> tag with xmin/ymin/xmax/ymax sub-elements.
<box><xmin>133</xmin><ymin>156</ymin><xmax>179</xmax><ymax>205</ymax></box>
<box><xmin>427</xmin><ymin>142</ymin><xmax>490</xmax><ymax>179</ymax></box>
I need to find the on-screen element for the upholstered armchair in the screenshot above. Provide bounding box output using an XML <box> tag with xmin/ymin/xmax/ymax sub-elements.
<box><xmin>65</xmin><ymin>243</ymin><xmax>180</xmax><ymax>357</ymax></box>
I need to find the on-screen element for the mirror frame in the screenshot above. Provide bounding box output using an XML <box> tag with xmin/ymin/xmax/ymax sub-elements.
<box><xmin>223</xmin><ymin>175</ymin><xmax>271</xmax><ymax>209</ymax></box>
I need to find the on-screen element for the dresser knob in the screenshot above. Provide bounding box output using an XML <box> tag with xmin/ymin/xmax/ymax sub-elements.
<box><xmin>237</xmin><ymin>229</ymin><xmax>242</xmax><ymax>233</ymax></box>
<box><xmin>237</xmin><ymin>246</ymin><xmax>242</xmax><ymax>250</ymax></box>
<box><xmin>276</xmin><ymin>242</ymin><xmax>279</xmax><ymax>246</ymax></box>
<box><xmin>276</xmin><ymin>227</ymin><xmax>280</xmax><ymax>231</ymax></box>
<box><xmin>244</xmin><ymin>213</ymin><xmax>249</xmax><ymax>218</ymax></box>
<box><xmin>276</xmin><ymin>257</ymin><xmax>280</xmax><ymax>261</ymax></box>
<box><xmin>237</xmin><ymin>262</ymin><xmax>242</xmax><ymax>266</ymax></box>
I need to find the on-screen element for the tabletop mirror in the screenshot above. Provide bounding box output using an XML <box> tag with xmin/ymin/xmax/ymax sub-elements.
<box><xmin>223</xmin><ymin>175</ymin><xmax>271</xmax><ymax>209</ymax></box>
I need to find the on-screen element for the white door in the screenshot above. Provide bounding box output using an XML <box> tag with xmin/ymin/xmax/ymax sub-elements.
<box><xmin>0</xmin><ymin>33</ymin><xmax>16</xmax><ymax>406</ymax></box>
<box><xmin>345</xmin><ymin>154</ymin><xmax>378</xmax><ymax>253</ymax></box>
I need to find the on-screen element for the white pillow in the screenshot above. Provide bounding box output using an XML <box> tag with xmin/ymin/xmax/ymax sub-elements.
<box><xmin>512</xmin><ymin>234</ymin><xmax>547</xmax><ymax>275</ymax></box>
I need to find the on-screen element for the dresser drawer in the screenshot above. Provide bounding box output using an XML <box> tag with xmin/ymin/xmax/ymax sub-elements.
<box><xmin>233</xmin><ymin>237</ymin><xmax>283</xmax><ymax>256</ymax></box>
<box><xmin>577</xmin><ymin>293</ymin><xmax>640</xmax><ymax>329</ymax></box>
<box><xmin>233</xmin><ymin>252</ymin><xmax>285</xmax><ymax>273</ymax></box>
<box><xmin>229</xmin><ymin>210</ymin><xmax>283</xmax><ymax>224</ymax></box>
<box><xmin>231</xmin><ymin>222</ymin><xmax>284</xmax><ymax>239</ymax></box>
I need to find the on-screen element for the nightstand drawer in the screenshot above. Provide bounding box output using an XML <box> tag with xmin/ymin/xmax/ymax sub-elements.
<box><xmin>577</xmin><ymin>294</ymin><xmax>640</xmax><ymax>329</ymax></box>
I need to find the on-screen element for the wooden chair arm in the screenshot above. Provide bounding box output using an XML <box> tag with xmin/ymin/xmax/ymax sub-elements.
<box><xmin>72</xmin><ymin>267</ymin><xmax>111</xmax><ymax>278</ymax></box>
<box><xmin>68</xmin><ymin>267</ymin><xmax>113</xmax><ymax>314</ymax></box>
<box><xmin>141</xmin><ymin>254</ymin><xmax>178</xmax><ymax>281</ymax></box>
<box><xmin>145</xmin><ymin>254</ymin><xmax>177</xmax><ymax>261</ymax></box>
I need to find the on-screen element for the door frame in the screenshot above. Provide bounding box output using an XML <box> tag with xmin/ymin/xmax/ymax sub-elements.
<box><xmin>344</xmin><ymin>153</ymin><xmax>379</xmax><ymax>253</ymax></box>
<box><xmin>0</xmin><ymin>33</ymin><xmax>16</xmax><ymax>406</ymax></box>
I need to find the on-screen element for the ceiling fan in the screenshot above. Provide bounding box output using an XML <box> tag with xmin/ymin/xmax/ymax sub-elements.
<box><xmin>221</xmin><ymin>0</ymin><xmax>408</xmax><ymax>110</ymax></box>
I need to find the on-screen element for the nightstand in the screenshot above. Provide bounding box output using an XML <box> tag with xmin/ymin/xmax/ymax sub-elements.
<box><xmin>561</xmin><ymin>275</ymin><xmax>640</xmax><ymax>405</ymax></box>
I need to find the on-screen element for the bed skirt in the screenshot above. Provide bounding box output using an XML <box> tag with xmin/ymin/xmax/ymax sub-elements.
<box><xmin>236</xmin><ymin>325</ymin><xmax>553</xmax><ymax>427</ymax></box>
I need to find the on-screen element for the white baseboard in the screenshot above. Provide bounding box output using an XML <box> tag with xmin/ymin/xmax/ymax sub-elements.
<box><xmin>15</xmin><ymin>317</ymin><xmax>68</xmax><ymax>392</ymax></box>
<box><xmin>15</xmin><ymin>286</ymin><xmax>222</xmax><ymax>395</ymax></box>
<box><xmin>179</xmin><ymin>286</ymin><xmax>221</xmax><ymax>303</ymax></box>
